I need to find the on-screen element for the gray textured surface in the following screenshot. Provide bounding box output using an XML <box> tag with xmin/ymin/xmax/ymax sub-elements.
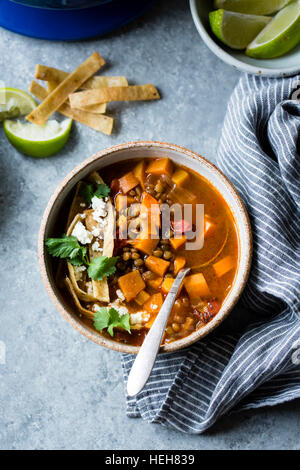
<box><xmin>0</xmin><ymin>0</ymin><xmax>299</xmax><ymax>450</ymax></box>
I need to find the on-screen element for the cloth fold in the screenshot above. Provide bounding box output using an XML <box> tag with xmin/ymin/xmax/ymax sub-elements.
<box><xmin>122</xmin><ymin>74</ymin><xmax>300</xmax><ymax>434</ymax></box>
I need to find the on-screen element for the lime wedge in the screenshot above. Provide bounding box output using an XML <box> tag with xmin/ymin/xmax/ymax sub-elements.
<box><xmin>214</xmin><ymin>0</ymin><xmax>292</xmax><ymax>15</ymax></box>
<box><xmin>209</xmin><ymin>10</ymin><xmax>271</xmax><ymax>50</ymax></box>
<box><xmin>3</xmin><ymin>118</ymin><xmax>72</xmax><ymax>158</ymax></box>
<box><xmin>246</xmin><ymin>1</ymin><xmax>300</xmax><ymax>59</ymax></box>
<box><xmin>0</xmin><ymin>88</ymin><xmax>37</xmax><ymax>121</ymax></box>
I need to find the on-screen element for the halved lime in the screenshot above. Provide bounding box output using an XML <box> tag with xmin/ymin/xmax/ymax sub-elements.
<box><xmin>0</xmin><ymin>88</ymin><xmax>37</xmax><ymax>121</ymax></box>
<box><xmin>214</xmin><ymin>0</ymin><xmax>292</xmax><ymax>15</ymax></box>
<box><xmin>3</xmin><ymin>118</ymin><xmax>72</xmax><ymax>158</ymax></box>
<box><xmin>209</xmin><ymin>10</ymin><xmax>271</xmax><ymax>50</ymax></box>
<box><xmin>246</xmin><ymin>1</ymin><xmax>300</xmax><ymax>59</ymax></box>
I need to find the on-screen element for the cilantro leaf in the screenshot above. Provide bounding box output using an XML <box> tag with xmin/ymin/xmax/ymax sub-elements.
<box><xmin>88</xmin><ymin>255</ymin><xmax>119</xmax><ymax>281</ymax></box>
<box><xmin>94</xmin><ymin>307</ymin><xmax>131</xmax><ymax>337</ymax></box>
<box><xmin>94</xmin><ymin>183</ymin><xmax>110</xmax><ymax>199</ymax></box>
<box><xmin>107</xmin><ymin>308</ymin><xmax>121</xmax><ymax>337</ymax></box>
<box><xmin>94</xmin><ymin>307</ymin><xmax>110</xmax><ymax>331</ymax></box>
<box><xmin>80</xmin><ymin>182</ymin><xmax>110</xmax><ymax>204</ymax></box>
<box><xmin>118</xmin><ymin>313</ymin><xmax>131</xmax><ymax>335</ymax></box>
<box><xmin>45</xmin><ymin>235</ymin><xmax>87</xmax><ymax>266</ymax></box>
<box><xmin>79</xmin><ymin>183</ymin><xmax>94</xmax><ymax>204</ymax></box>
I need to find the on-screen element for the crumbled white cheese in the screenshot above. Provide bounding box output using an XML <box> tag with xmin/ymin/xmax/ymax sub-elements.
<box><xmin>118</xmin><ymin>306</ymin><xmax>129</xmax><ymax>317</ymax></box>
<box><xmin>75</xmin><ymin>265</ymin><xmax>86</xmax><ymax>272</ymax></box>
<box><xmin>94</xmin><ymin>303</ymin><xmax>128</xmax><ymax>317</ymax></box>
<box><xmin>74</xmin><ymin>265</ymin><xmax>86</xmax><ymax>281</ymax></box>
<box><xmin>130</xmin><ymin>312</ymin><xmax>143</xmax><ymax>324</ymax></box>
<box><xmin>91</xmin><ymin>227</ymin><xmax>101</xmax><ymax>237</ymax></box>
<box><xmin>91</xmin><ymin>241</ymin><xmax>103</xmax><ymax>252</ymax></box>
<box><xmin>152</xmin><ymin>304</ymin><xmax>158</xmax><ymax>310</ymax></box>
<box><xmin>116</xmin><ymin>289</ymin><xmax>125</xmax><ymax>301</ymax></box>
<box><xmin>109</xmin><ymin>301</ymin><xmax>129</xmax><ymax>317</ymax></box>
<box><xmin>130</xmin><ymin>312</ymin><xmax>149</xmax><ymax>325</ymax></box>
<box><xmin>91</xmin><ymin>196</ymin><xmax>107</xmax><ymax>222</ymax></box>
<box><xmin>80</xmin><ymin>213</ymin><xmax>86</xmax><ymax>219</ymax></box>
<box><xmin>80</xmin><ymin>203</ymin><xmax>86</xmax><ymax>207</ymax></box>
<box><xmin>72</xmin><ymin>221</ymin><xmax>92</xmax><ymax>244</ymax></box>
<box><xmin>87</xmin><ymin>282</ymin><xmax>93</xmax><ymax>294</ymax></box>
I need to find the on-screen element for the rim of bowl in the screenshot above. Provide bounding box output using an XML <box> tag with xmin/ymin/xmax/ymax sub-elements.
<box><xmin>189</xmin><ymin>0</ymin><xmax>300</xmax><ymax>78</ymax></box>
<box><xmin>38</xmin><ymin>141</ymin><xmax>252</xmax><ymax>355</ymax></box>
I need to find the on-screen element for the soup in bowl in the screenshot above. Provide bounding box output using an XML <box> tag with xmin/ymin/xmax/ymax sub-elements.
<box><xmin>39</xmin><ymin>142</ymin><xmax>252</xmax><ymax>353</ymax></box>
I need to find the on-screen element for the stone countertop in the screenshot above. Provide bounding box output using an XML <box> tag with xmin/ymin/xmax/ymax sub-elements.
<box><xmin>0</xmin><ymin>0</ymin><xmax>299</xmax><ymax>450</ymax></box>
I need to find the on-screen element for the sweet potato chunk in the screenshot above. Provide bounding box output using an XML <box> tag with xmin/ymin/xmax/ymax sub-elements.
<box><xmin>144</xmin><ymin>292</ymin><xmax>164</xmax><ymax>314</ymax></box>
<box><xmin>140</xmin><ymin>191</ymin><xmax>160</xmax><ymax>232</ymax></box>
<box><xmin>174</xmin><ymin>256</ymin><xmax>186</xmax><ymax>276</ymax></box>
<box><xmin>213</xmin><ymin>256</ymin><xmax>234</xmax><ymax>277</ymax></box>
<box><xmin>130</xmin><ymin>238</ymin><xmax>159</xmax><ymax>256</ymax></box>
<box><xmin>170</xmin><ymin>235</ymin><xmax>186</xmax><ymax>251</ymax></box>
<box><xmin>119</xmin><ymin>172</ymin><xmax>139</xmax><ymax>194</ymax></box>
<box><xmin>161</xmin><ymin>277</ymin><xmax>174</xmax><ymax>295</ymax></box>
<box><xmin>161</xmin><ymin>277</ymin><xmax>183</xmax><ymax>295</ymax></box>
<box><xmin>135</xmin><ymin>290</ymin><xmax>151</xmax><ymax>306</ymax></box>
<box><xmin>172</xmin><ymin>169</ymin><xmax>189</xmax><ymax>186</ymax></box>
<box><xmin>133</xmin><ymin>160</ymin><xmax>146</xmax><ymax>189</ymax></box>
<box><xmin>146</xmin><ymin>158</ymin><xmax>173</xmax><ymax>177</ymax></box>
<box><xmin>145</xmin><ymin>256</ymin><xmax>170</xmax><ymax>277</ymax></box>
<box><xmin>184</xmin><ymin>273</ymin><xmax>210</xmax><ymax>300</ymax></box>
<box><xmin>118</xmin><ymin>270</ymin><xmax>146</xmax><ymax>302</ymax></box>
<box><xmin>147</xmin><ymin>276</ymin><xmax>163</xmax><ymax>290</ymax></box>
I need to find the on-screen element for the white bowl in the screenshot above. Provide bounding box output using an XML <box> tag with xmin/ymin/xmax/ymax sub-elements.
<box><xmin>190</xmin><ymin>0</ymin><xmax>300</xmax><ymax>77</ymax></box>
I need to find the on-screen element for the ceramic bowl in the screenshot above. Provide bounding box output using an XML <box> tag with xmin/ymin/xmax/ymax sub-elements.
<box><xmin>190</xmin><ymin>0</ymin><xmax>300</xmax><ymax>77</ymax></box>
<box><xmin>38</xmin><ymin>141</ymin><xmax>252</xmax><ymax>354</ymax></box>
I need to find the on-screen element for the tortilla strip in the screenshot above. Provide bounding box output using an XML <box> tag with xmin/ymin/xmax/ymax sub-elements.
<box><xmin>55</xmin><ymin>185</ymin><xmax>85</xmax><ymax>289</ymax></box>
<box><xmin>47</xmin><ymin>80</ymin><xmax>107</xmax><ymax>114</ymax></box>
<box><xmin>66</xmin><ymin>181</ymin><xmax>87</xmax><ymax>228</ymax></box>
<box><xmin>35</xmin><ymin>64</ymin><xmax>128</xmax><ymax>89</ymax></box>
<box><xmin>47</xmin><ymin>80</ymin><xmax>57</xmax><ymax>93</ymax></box>
<box><xmin>86</xmin><ymin>171</ymin><xmax>115</xmax><ymax>303</ymax></box>
<box><xmin>69</xmin><ymin>84</ymin><xmax>160</xmax><ymax>108</ymax></box>
<box><xmin>74</xmin><ymin>102</ymin><xmax>107</xmax><ymax>114</ymax></box>
<box><xmin>29</xmin><ymin>81</ymin><xmax>113</xmax><ymax>135</ymax></box>
<box><xmin>27</xmin><ymin>52</ymin><xmax>105</xmax><ymax>125</ymax></box>
<box><xmin>66</xmin><ymin>214</ymin><xmax>99</xmax><ymax>302</ymax></box>
<box><xmin>83</xmin><ymin>207</ymin><xmax>108</xmax><ymax>302</ymax></box>
<box><xmin>87</xmin><ymin>171</ymin><xmax>115</xmax><ymax>258</ymax></box>
<box><xmin>64</xmin><ymin>277</ymin><xmax>95</xmax><ymax>321</ymax></box>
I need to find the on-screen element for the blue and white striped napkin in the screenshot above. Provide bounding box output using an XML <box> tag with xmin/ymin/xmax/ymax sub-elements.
<box><xmin>122</xmin><ymin>74</ymin><xmax>300</xmax><ymax>433</ymax></box>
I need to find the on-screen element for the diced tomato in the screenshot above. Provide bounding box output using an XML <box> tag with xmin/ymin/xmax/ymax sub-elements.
<box><xmin>192</xmin><ymin>308</ymin><xmax>202</xmax><ymax>320</ymax></box>
<box><xmin>171</xmin><ymin>219</ymin><xmax>192</xmax><ymax>234</ymax></box>
<box><xmin>202</xmin><ymin>300</ymin><xmax>220</xmax><ymax>323</ymax></box>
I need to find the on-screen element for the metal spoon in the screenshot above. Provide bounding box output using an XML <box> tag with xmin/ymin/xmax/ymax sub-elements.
<box><xmin>127</xmin><ymin>267</ymin><xmax>191</xmax><ymax>397</ymax></box>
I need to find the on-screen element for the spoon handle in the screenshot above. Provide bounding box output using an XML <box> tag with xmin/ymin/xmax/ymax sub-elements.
<box><xmin>127</xmin><ymin>267</ymin><xmax>190</xmax><ymax>397</ymax></box>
